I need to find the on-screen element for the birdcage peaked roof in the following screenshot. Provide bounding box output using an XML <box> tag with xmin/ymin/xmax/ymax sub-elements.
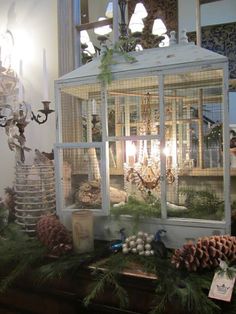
<box><xmin>57</xmin><ymin>43</ymin><xmax>227</xmax><ymax>85</ymax></box>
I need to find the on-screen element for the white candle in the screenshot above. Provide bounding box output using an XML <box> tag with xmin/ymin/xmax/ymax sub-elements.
<box><xmin>18</xmin><ymin>59</ymin><xmax>24</xmax><ymax>103</ymax></box>
<box><xmin>0</xmin><ymin>46</ymin><xmax>1</xmax><ymax>62</ymax></box>
<box><xmin>43</xmin><ymin>49</ymin><xmax>49</xmax><ymax>100</ymax></box>
<box><xmin>92</xmin><ymin>99</ymin><xmax>97</xmax><ymax>115</ymax></box>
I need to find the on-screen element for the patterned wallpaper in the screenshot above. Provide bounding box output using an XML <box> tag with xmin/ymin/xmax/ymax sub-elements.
<box><xmin>127</xmin><ymin>2</ymin><xmax>235</xmax><ymax>87</ymax></box>
<box><xmin>188</xmin><ymin>22</ymin><xmax>236</xmax><ymax>80</ymax></box>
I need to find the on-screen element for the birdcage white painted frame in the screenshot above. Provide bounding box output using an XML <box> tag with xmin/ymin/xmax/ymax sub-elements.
<box><xmin>54</xmin><ymin>44</ymin><xmax>230</xmax><ymax>247</ymax></box>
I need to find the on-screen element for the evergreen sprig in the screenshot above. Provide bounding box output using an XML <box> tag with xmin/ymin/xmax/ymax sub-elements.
<box><xmin>84</xmin><ymin>253</ymin><xmax>129</xmax><ymax>308</ymax></box>
<box><xmin>111</xmin><ymin>196</ymin><xmax>161</xmax><ymax>232</ymax></box>
<box><xmin>178</xmin><ymin>187</ymin><xmax>224</xmax><ymax>219</ymax></box>
<box><xmin>150</xmin><ymin>259</ymin><xmax>220</xmax><ymax>314</ymax></box>
<box><xmin>36</xmin><ymin>244</ymin><xmax>108</xmax><ymax>284</ymax></box>
<box><xmin>0</xmin><ymin>224</ymin><xmax>46</xmax><ymax>291</ymax></box>
<box><xmin>216</xmin><ymin>265</ymin><xmax>236</xmax><ymax>280</ymax></box>
<box><xmin>112</xmin><ymin>196</ymin><xmax>161</xmax><ymax>217</ymax></box>
<box><xmin>97</xmin><ymin>39</ymin><xmax>137</xmax><ymax>85</ymax></box>
<box><xmin>97</xmin><ymin>47</ymin><xmax>116</xmax><ymax>84</ymax></box>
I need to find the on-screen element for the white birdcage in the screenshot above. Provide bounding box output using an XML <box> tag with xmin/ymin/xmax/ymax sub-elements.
<box><xmin>54</xmin><ymin>36</ymin><xmax>231</xmax><ymax>248</ymax></box>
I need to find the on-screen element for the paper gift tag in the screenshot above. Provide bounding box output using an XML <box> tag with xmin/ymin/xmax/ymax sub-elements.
<box><xmin>208</xmin><ymin>272</ymin><xmax>235</xmax><ymax>302</ymax></box>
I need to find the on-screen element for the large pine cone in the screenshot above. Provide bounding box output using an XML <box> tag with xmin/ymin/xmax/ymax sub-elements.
<box><xmin>172</xmin><ymin>235</ymin><xmax>236</xmax><ymax>272</ymax></box>
<box><xmin>36</xmin><ymin>214</ymin><xmax>72</xmax><ymax>256</ymax></box>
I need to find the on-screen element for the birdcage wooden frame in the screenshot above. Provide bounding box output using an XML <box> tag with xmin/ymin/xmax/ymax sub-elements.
<box><xmin>54</xmin><ymin>42</ymin><xmax>230</xmax><ymax>247</ymax></box>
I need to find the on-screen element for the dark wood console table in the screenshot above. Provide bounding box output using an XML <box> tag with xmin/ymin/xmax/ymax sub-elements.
<box><xmin>0</xmin><ymin>263</ymin><xmax>162</xmax><ymax>314</ymax></box>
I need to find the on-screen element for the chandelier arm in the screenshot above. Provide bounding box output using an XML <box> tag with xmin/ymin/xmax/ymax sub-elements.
<box><xmin>0</xmin><ymin>120</ymin><xmax>8</xmax><ymax>127</ymax></box>
<box><xmin>31</xmin><ymin>110</ymin><xmax>48</xmax><ymax>125</ymax></box>
<box><xmin>118</xmin><ymin>0</ymin><xmax>128</xmax><ymax>39</ymax></box>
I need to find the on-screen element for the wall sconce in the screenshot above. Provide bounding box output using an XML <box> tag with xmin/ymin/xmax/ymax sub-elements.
<box><xmin>0</xmin><ymin>31</ymin><xmax>54</xmax><ymax>162</ymax></box>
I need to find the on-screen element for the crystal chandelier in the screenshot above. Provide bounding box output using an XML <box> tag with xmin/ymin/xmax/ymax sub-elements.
<box><xmin>124</xmin><ymin>93</ymin><xmax>175</xmax><ymax>196</ymax></box>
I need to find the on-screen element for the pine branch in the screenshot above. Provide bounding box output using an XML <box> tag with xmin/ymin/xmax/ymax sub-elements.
<box><xmin>84</xmin><ymin>253</ymin><xmax>129</xmax><ymax>308</ymax></box>
<box><xmin>149</xmin><ymin>293</ymin><xmax>168</xmax><ymax>314</ymax></box>
<box><xmin>35</xmin><ymin>252</ymin><xmax>98</xmax><ymax>284</ymax></box>
<box><xmin>148</xmin><ymin>256</ymin><xmax>221</xmax><ymax>314</ymax></box>
<box><xmin>0</xmin><ymin>224</ymin><xmax>46</xmax><ymax>292</ymax></box>
<box><xmin>35</xmin><ymin>240</ymin><xmax>111</xmax><ymax>284</ymax></box>
<box><xmin>84</xmin><ymin>270</ymin><xmax>128</xmax><ymax>308</ymax></box>
<box><xmin>111</xmin><ymin>196</ymin><xmax>161</xmax><ymax>232</ymax></box>
<box><xmin>216</xmin><ymin>266</ymin><xmax>236</xmax><ymax>279</ymax></box>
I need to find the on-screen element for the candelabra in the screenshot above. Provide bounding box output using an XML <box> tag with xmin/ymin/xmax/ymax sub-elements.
<box><xmin>31</xmin><ymin>100</ymin><xmax>54</xmax><ymax>125</ymax></box>
<box><xmin>0</xmin><ymin>64</ymin><xmax>54</xmax><ymax>163</ymax></box>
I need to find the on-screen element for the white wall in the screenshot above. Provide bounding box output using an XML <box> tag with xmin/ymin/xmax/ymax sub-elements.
<box><xmin>0</xmin><ymin>0</ymin><xmax>58</xmax><ymax>196</ymax></box>
<box><xmin>178</xmin><ymin>0</ymin><xmax>236</xmax><ymax>33</ymax></box>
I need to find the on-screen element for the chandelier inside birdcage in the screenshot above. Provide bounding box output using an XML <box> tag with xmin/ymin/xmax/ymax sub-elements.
<box><xmin>123</xmin><ymin>93</ymin><xmax>175</xmax><ymax>195</ymax></box>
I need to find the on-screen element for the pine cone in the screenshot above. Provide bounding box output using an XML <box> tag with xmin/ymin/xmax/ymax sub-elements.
<box><xmin>36</xmin><ymin>214</ymin><xmax>72</xmax><ymax>256</ymax></box>
<box><xmin>172</xmin><ymin>235</ymin><xmax>236</xmax><ymax>272</ymax></box>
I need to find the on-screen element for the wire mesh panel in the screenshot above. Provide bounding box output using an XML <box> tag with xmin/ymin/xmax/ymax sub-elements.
<box><xmin>60</xmin><ymin>82</ymin><xmax>102</xmax><ymax>144</ymax></box>
<box><xmin>107</xmin><ymin>76</ymin><xmax>164</xmax><ymax>217</ymax></box>
<box><xmin>107</xmin><ymin>76</ymin><xmax>160</xmax><ymax>138</ymax></box>
<box><xmin>57</xmin><ymin>147</ymin><xmax>103</xmax><ymax>211</ymax></box>
<box><xmin>164</xmin><ymin>69</ymin><xmax>225</xmax><ymax>220</ymax></box>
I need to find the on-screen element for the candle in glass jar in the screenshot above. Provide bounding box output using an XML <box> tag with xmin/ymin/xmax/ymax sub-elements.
<box><xmin>43</xmin><ymin>49</ymin><xmax>49</xmax><ymax>100</ymax></box>
<box><xmin>72</xmin><ymin>210</ymin><xmax>94</xmax><ymax>253</ymax></box>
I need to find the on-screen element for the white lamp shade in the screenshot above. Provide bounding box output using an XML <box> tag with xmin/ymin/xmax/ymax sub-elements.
<box><xmin>80</xmin><ymin>30</ymin><xmax>90</xmax><ymax>45</ymax></box>
<box><xmin>105</xmin><ymin>1</ymin><xmax>113</xmax><ymax>18</ymax></box>
<box><xmin>135</xmin><ymin>44</ymin><xmax>143</xmax><ymax>51</ymax></box>
<box><xmin>128</xmin><ymin>13</ymin><xmax>144</xmax><ymax>33</ymax></box>
<box><xmin>152</xmin><ymin>18</ymin><xmax>167</xmax><ymax>36</ymax></box>
<box><xmin>134</xmin><ymin>2</ymin><xmax>148</xmax><ymax>19</ymax></box>
<box><xmin>86</xmin><ymin>41</ymin><xmax>96</xmax><ymax>55</ymax></box>
<box><xmin>159</xmin><ymin>34</ymin><xmax>170</xmax><ymax>47</ymax></box>
<box><xmin>94</xmin><ymin>17</ymin><xmax>112</xmax><ymax>36</ymax></box>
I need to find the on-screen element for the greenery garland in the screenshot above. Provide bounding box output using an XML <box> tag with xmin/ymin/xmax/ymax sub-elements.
<box><xmin>84</xmin><ymin>253</ymin><xmax>236</xmax><ymax>314</ymax></box>
<box><xmin>97</xmin><ymin>38</ymin><xmax>137</xmax><ymax>84</ymax></box>
<box><xmin>0</xmin><ymin>224</ymin><xmax>46</xmax><ymax>292</ymax></box>
<box><xmin>0</xmin><ymin>224</ymin><xmax>235</xmax><ymax>314</ymax></box>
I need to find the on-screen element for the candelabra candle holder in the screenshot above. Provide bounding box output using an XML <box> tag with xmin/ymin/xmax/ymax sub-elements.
<box><xmin>31</xmin><ymin>100</ymin><xmax>54</xmax><ymax>125</ymax></box>
<box><xmin>0</xmin><ymin>100</ymin><xmax>54</xmax><ymax>162</ymax></box>
<box><xmin>91</xmin><ymin>113</ymin><xmax>100</xmax><ymax>129</ymax></box>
